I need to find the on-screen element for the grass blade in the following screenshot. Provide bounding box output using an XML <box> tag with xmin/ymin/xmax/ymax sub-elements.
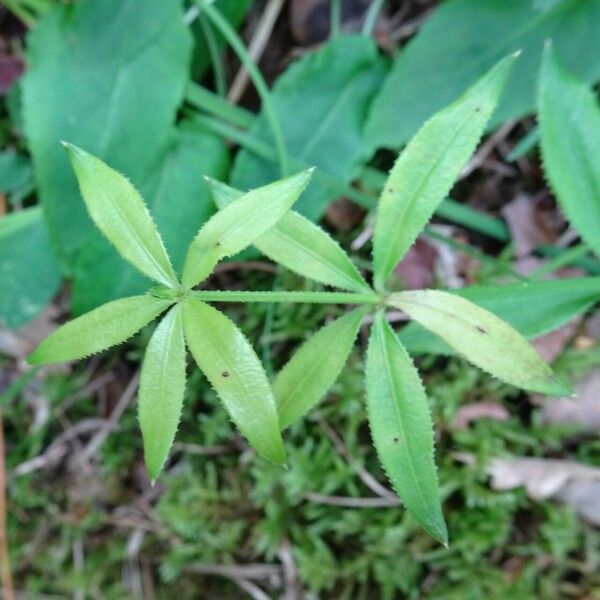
<box><xmin>182</xmin><ymin>298</ymin><xmax>286</xmax><ymax>464</ymax></box>
<box><xmin>28</xmin><ymin>295</ymin><xmax>171</xmax><ymax>365</ymax></box>
<box><xmin>366</xmin><ymin>312</ymin><xmax>447</xmax><ymax>544</ymax></box>
<box><xmin>138</xmin><ymin>304</ymin><xmax>186</xmax><ymax>482</ymax></box>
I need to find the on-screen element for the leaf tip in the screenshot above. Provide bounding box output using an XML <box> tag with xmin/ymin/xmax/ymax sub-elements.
<box><xmin>510</xmin><ymin>49</ymin><xmax>522</xmax><ymax>60</ymax></box>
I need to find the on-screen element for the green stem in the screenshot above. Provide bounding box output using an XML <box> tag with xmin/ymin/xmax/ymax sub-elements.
<box><xmin>362</xmin><ymin>0</ymin><xmax>385</xmax><ymax>36</ymax></box>
<box><xmin>191</xmin><ymin>290</ymin><xmax>380</xmax><ymax>305</ymax></box>
<box><xmin>186</xmin><ymin>82</ymin><xmax>254</xmax><ymax>128</ymax></box>
<box><xmin>196</xmin><ymin>0</ymin><xmax>290</xmax><ymax>176</ymax></box>
<box><xmin>330</xmin><ymin>0</ymin><xmax>342</xmax><ymax>38</ymax></box>
<box><xmin>530</xmin><ymin>243</ymin><xmax>592</xmax><ymax>280</ymax></box>
<box><xmin>2</xmin><ymin>0</ymin><xmax>35</xmax><ymax>26</ymax></box>
<box><xmin>198</xmin><ymin>13</ymin><xmax>227</xmax><ymax>97</ymax></box>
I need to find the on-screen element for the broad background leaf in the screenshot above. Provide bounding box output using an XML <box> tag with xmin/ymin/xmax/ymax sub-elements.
<box><xmin>275</xmin><ymin>307</ymin><xmax>368</xmax><ymax>430</ymax></box>
<box><xmin>138</xmin><ymin>304</ymin><xmax>186</xmax><ymax>482</ymax></box>
<box><xmin>65</xmin><ymin>144</ymin><xmax>178</xmax><ymax>288</ymax></box>
<box><xmin>182</xmin><ymin>299</ymin><xmax>286</xmax><ymax>465</ymax></box>
<box><xmin>71</xmin><ymin>126</ymin><xmax>229</xmax><ymax>314</ymax></box>
<box><xmin>539</xmin><ymin>45</ymin><xmax>600</xmax><ymax>258</ymax></box>
<box><xmin>22</xmin><ymin>0</ymin><xmax>191</xmax><ymax>269</ymax></box>
<box><xmin>372</xmin><ymin>56</ymin><xmax>515</xmax><ymax>289</ymax></box>
<box><xmin>231</xmin><ymin>35</ymin><xmax>387</xmax><ymax>219</ymax></box>
<box><xmin>182</xmin><ymin>170</ymin><xmax>313</xmax><ymax>288</ymax></box>
<box><xmin>366</xmin><ymin>312</ymin><xmax>447</xmax><ymax>544</ymax></box>
<box><xmin>399</xmin><ymin>278</ymin><xmax>600</xmax><ymax>355</ymax></box>
<box><xmin>388</xmin><ymin>290</ymin><xmax>570</xmax><ymax>395</ymax></box>
<box><xmin>366</xmin><ymin>0</ymin><xmax>600</xmax><ymax>149</ymax></box>
<box><xmin>0</xmin><ymin>207</ymin><xmax>61</xmax><ymax>328</ymax></box>
<box><xmin>28</xmin><ymin>295</ymin><xmax>171</xmax><ymax>365</ymax></box>
<box><xmin>209</xmin><ymin>179</ymin><xmax>370</xmax><ymax>292</ymax></box>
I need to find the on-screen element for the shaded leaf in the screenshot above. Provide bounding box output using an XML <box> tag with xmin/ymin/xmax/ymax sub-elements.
<box><xmin>275</xmin><ymin>307</ymin><xmax>368</xmax><ymax>430</ymax></box>
<box><xmin>28</xmin><ymin>295</ymin><xmax>171</xmax><ymax>365</ymax></box>
<box><xmin>208</xmin><ymin>178</ymin><xmax>370</xmax><ymax>292</ymax></box>
<box><xmin>388</xmin><ymin>290</ymin><xmax>569</xmax><ymax>395</ymax></box>
<box><xmin>231</xmin><ymin>35</ymin><xmax>387</xmax><ymax>219</ymax></box>
<box><xmin>65</xmin><ymin>144</ymin><xmax>178</xmax><ymax>287</ymax></box>
<box><xmin>182</xmin><ymin>170</ymin><xmax>313</xmax><ymax>288</ymax></box>
<box><xmin>366</xmin><ymin>312</ymin><xmax>447</xmax><ymax>544</ymax></box>
<box><xmin>22</xmin><ymin>0</ymin><xmax>191</xmax><ymax>268</ymax></box>
<box><xmin>182</xmin><ymin>298</ymin><xmax>285</xmax><ymax>464</ymax></box>
<box><xmin>0</xmin><ymin>207</ymin><xmax>61</xmax><ymax>329</ymax></box>
<box><xmin>366</xmin><ymin>0</ymin><xmax>600</xmax><ymax>149</ymax></box>
<box><xmin>399</xmin><ymin>278</ymin><xmax>600</xmax><ymax>355</ymax></box>
<box><xmin>538</xmin><ymin>44</ymin><xmax>600</xmax><ymax>258</ymax></box>
<box><xmin>372</xmin><ymin>56</ymin><xmax>516</xmax><ymax>289</ymax></box>
<box><xmin>138</xmin><ymin>304</ymin><xmax>186</xmax><ymax>481</ymax></box>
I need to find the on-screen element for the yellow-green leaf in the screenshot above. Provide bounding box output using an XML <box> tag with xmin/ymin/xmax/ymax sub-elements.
<box><xmin>366</xmin><ymin>312</ymin><xmax>447</xmax><ymax>544</ymax></box>
<box><xmin>28</xmin><ymin>295</ymin><xmax>171</xmax><ymax>365</ymax></box>
<box><xmin>208</xmin><ymin>178</ymin><xmax>371</xmax><ymax>292</ymax></box>
<box><xmin>182</xmin><ymin>170</ymin><xmax>313</xmax><ymax>288</ymax></box>
<box><xmin>138</xmin><ymin>304</ymin><xmax>186</xmax><ymax>482</ymax></box>
<box><xmin>387</xmin><ymin>290</ymin><xmax>570</xmax><ymax>395</ymax></box>
<box><xmin>64</xmin><ymin>143</ymin><xmax>178</xmax><ymax>287</ymax></box>
<box><xmin>182</xmin><ymin>298</ymin><xmax>285</xmax><ymax>464</ymax></box>
<box><xmin>372</xmin><ymin>55</ymin><xmax>517</xmax><ymax>289</ymax></box>
<box><xmin>275</xmin><ymin>307</ymin><xmax>368</xmax><ymax>430</ymax></box>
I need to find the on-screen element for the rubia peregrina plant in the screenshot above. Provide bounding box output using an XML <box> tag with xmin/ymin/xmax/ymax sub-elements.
<box><xmin>29</xmin><ymin>53</ymin><xmax>570</xmax><ymax>545</ymax></box>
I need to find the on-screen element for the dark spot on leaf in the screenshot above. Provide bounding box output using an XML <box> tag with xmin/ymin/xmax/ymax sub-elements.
<box><xmin>475</xmin><ymin>106</ymin><xmax>481</xmax><ymax>113</ymax></box>
<box><xmin>393</xmin><ymin>437</ymin><xmax>399</xmax><ymax>443</ymax></box>
<box><xmin>214</xmin><ymin>241</ymin><xmax>221</xmax><ymax>248</ymax></box>
<box><xmin>221</xmin><ymin>371</ymin><xmax>229</xmax><ymax>378</ymax></box>
<box><xmin>475</xmin><ymin>325</ymin><xmax>487</xmax><ymax>334</ymax></box>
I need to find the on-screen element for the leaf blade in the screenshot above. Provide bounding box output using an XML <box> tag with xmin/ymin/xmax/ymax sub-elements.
<box><xmin>275</xmin><ymin>307</ymin><xmax>368</xmax><ymax>430</ymax></box>
<box><xmin>372</xmin><ymin>55</ymin><xmax>516</xmax><ymax>289</ymax></box>
<box><xmin>28</xmin><ymin>295</ymin><xmax>171</xmax><ymax>365</ymax></box>
<box><xmin>182</xmin><ymin>298</ymin><xmax>285</xmax><ymax>464</ymax></box>
<box><xmin>538</xmin><ymin>44</ymin><xmax>600</xmax><ymax>258</ymax></box>
<box><xmin>208</xmin><ymin>178</ymin><xmax>371</xmax><ymax>292</ymax></box>
<box><xmin>138</xmin><ymin>304</ymin><xmax>186</xmax><ymax>482</ymax></box>
<box><xmin>182</xmin><ymin>170</ymin><xmax>313</xmax><ymax>288</ymax></box>
<box><xmin>366</xmin><ymin>312</ymin><xmax>447</xmax><ymax>544</ymax></box>
<box><xmin>388</xmin><ymin>290</ymin><xmax>570</xmax><ymax>395</ymax></box>
<box><xmin>65</xmin><ymin>144</ymin><xmax>178</xmax><ymax>287</ymax></box>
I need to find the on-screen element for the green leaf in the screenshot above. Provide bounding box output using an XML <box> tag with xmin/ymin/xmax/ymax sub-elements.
<box><xmin>366</xmin><ymin>312</ymin><xmax>447</xmax><ymax>544</ymax></box>
<box><xmin>208</xmin><ymin>179</ymin><xmax>371</xmax><ymax>292</ymax></box>
<box><xmin>138</xmin><ymin>304</ymin><xmax>186</xmax><ymax>482</ymax></box>
<box><xmin>22</xmin><ymin>0</ymin><xmax>191</xmax><ymax>270</ymax></box>
<box><xmin>372</xmin><ymin>55</ymin><xmax>516</xmax><ymax>289</ymax></box>
<box><xmin>366</xmin><ymin>0</ymin><xmax>600</xmax><ymax>149</ymax></box>
<box><xmin>28</xmin><ymin>295</ymin><xmax>171</xmax><ymax>365</ymax></box>
<box><xmin>231</xmin><ymin>35</ymin><xmax>387</xmax><ymax>219</ymax></box>
<box><xmin>64</xmin><ymin>144</ymin><xmax>178</xmax><ymax>287</ymax></box>
<box><xmin>388</xmin><ymin>290</ymin><xmax>570</xmax><ymax>395</ymax></box>
<box><xmin>182</xmin><ymin>170</ymin><xmax>313</xmax><ymax>288</ymax></box>
<box><xmin>70</xmin><ymin>126</ymin><xmax>230</xmax><ymax>314</ymax></box>
<box><xmin>182</xmin><ymin>298</ymin><xmax>285</xmax><ymax>464</ymax></box>
<box><xmin>399</xmin><ymin>278</ymin><xmax>600</xmax><ymax>355</ymax></box>
<box><xmin>275</xmin><ymin>307</ymin><xmax>368</xmax><ymax>430</ymax></box>
<box><xmin>539</xmin><ymin>44</ymin><xmax>600</xmax><ymax>258</ymax></box>
<box><xmin>0</xmin><ymin>150</ymin><xmax>33</xmax><ymax>205</ymax></box>
<box><xmin>0</xmin><ymin>207</ymin><xmax>61</xmax><ymax>329</ymax></box>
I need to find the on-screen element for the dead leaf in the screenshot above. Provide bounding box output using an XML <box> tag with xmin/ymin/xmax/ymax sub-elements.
<box><xmin>0</xmin><ymin>53</ymin><xmax>25</xmax><ymax>94</ymax></box>
<box><xmin>540</xmin><ymin>369</ymin><xmax>600</xmax><ymax>432</ymax></box>
<box><xmin>325</xmin><ymin>197</ymin><xmax>365</xmax><ymax>232</ymax></box>
<box><xmin>453</xmin><ymin>401</ymin><xmax>509</xmax><ymax>429</ymax></box>
<box><xmin>532</xmin><ymin>316</ymin><xmax>581</xmax><ymax>362</ymax></box>
<box><xmin>394</xmin><ymin>238</ymin><xmax>437</xmax><ymax>290</ymax></box>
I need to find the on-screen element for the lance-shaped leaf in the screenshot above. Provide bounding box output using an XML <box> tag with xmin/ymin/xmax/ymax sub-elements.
<box><xmin>366</xmin><ymin>312</ymin><xmax>447</xmax><ymax>544</ymax></box>
<box><xmin>275</xmin><ymin>307</ymin><xmax>368</xmax><ymax>430</ymax></box>
<box><xmin>372</xmin><ymin>54</ymin><xmax>517</xmax><ymax>290</ymax></box>
<box><xmin>182</xmin><ymin>170</ymin><xmax>313</xmax><ymax>288</ymax></box>
<box><xmin>182</xmin><ymin>298</ymin><xmax>285</xmax><ymax>464</ymax></box>
<box><xmin>28</xmin><ymin>295</ymin><xmax>171</xmax><ymax>365</ymax></box>
<box><xmin>400</xmin><ymin>277</ymin><xmax>600</xmax><ymax>355</ymax></box>
<box><xmin>388</xmin><ymin>291</ymin><xmax>570</xmax><ymax>396</ymax></box>
<box><xmin>208</xmin><ymin>178</ymin><xmax>371</xmax><ymax>293</ymax></box>
<box><xmin>138</xmin><ymin>304</ymin><xmax>186</xmax><ymax>482</ymax></box>
<box><xmin>539</xmin><ymin>44</ymin><xmax>600</xmax><ymax>258</ymax></box>
<box><xmin>64</xmin><ymin>144</ymin><xmax>178</xmax><ymax>287</ymax></box>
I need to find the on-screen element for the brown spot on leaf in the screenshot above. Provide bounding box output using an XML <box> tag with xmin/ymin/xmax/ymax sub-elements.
<box><xmin>221</xmin><ymin>371</ymin><xmax>229</xmax><ymax>378</ymax></box>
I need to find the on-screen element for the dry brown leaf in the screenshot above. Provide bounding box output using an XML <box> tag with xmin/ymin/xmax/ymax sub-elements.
<box><xmin>453</xmin><ymin>401</ymin><xmax>509</xmax><ymax>429</ymax></box>
<box><xmin>394</xmin><ymin>238</ymin><xmax>437</xmax><ymax>290</ymax></box>
<box><xmin>532</xmin><ymin>316</ymin><xmax>582</xmax><ymax>362</ymax></box>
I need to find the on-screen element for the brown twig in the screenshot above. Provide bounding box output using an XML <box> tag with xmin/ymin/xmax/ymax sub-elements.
<box><xmin>0</xmin><ymin>408</ymin><xmax>15</xmax><ymax>600</ymax></box>
<box><xmin>303</xmin><ymin>491</ymin><xmax>400</xmax><ymax>508</ymax></box>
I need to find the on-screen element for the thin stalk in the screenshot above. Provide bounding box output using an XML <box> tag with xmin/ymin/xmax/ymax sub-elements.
<box><xmin>0</xmin><ymin>408</ymin><xmax>14</xmax><ymax>600</ymax></box>
<box><xmin>191</xmin><ymin>290</ymin><xmax>380</xmax><ymax>304</ymax></box>
<box><xmin>198</xmin><ymin>13</ymin><xmax>227</xmax><ymax>97</ymax></box>
<box><xmin>530</xmin><ymin>243</ymin><xmax>592</xmax><ymax>280</ymax></box>
<box><xmin>186</xmin><ymin>82</ymin><xmax>255</xmax><ymax>128</ymax></box>
<box><xmin>196</xmin><ymin>0</ymin><xmax>290</xmax><ymax>176</ymax></box>
<box><xmin>362</xmin><ymin>0</ymin><xmax>385</xmax><ymax>36</ymax></box>
<box><xmin>330</xmin><ymin>0</ymin><xmax>342</xmax><ymax>38</ymax></box>
<box><xmin>2</xmin><ymin>0</ymin><xmax>35</xmax><ymax>26</ymax></box>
